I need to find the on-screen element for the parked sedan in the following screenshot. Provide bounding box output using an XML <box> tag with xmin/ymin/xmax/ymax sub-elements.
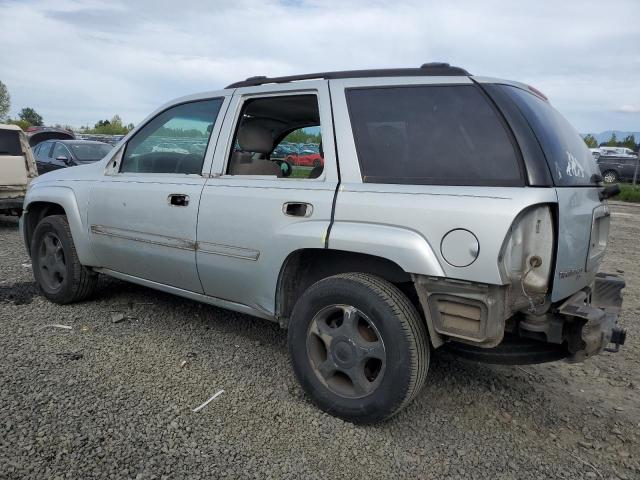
<box><xmin>34</xmin><ymin>140</ymin><xmax>113</xmax><ymax>174</ymax></box>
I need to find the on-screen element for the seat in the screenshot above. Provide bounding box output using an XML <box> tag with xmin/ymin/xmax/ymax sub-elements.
<box><xmin>228</xmin><ymin>121</ymin><xmax>281</xmax><ymax>177</ymax></box>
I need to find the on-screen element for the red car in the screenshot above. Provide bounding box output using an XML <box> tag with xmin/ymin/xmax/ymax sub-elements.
<box><xmin>285</xmin><ymin>152</ymin><xmax>324</xmax><ymax>167</ymax></box>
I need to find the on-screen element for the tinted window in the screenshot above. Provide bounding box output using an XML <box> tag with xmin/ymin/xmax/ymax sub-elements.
<box><xmin>346</xmin><ymin>85</ymin><xmax>522</xmax><ymax>186</ymax></box>
<box><xmin>0</xmin><ymin>129</ymin><xmax>22</xmax><ymax>156</ymax></box>
<box><xmin>40</xmin><ymin>142</ymin><xmax>53</xmax><ymax>159</ymax></box>
<box><xmin>501</xmin><ymin>85</ymin><xmax>599</xmax><ymax>186</ymax></box>
<box><xmin>52</xmin><ymin>143</ymin><xmax>70</xmax><ymax>160</ymax></box>
<box><xmin>69</xmin><ymin>143</ymin><xmax>112</xmax><ymax>162</ymax></box>
<box><xmin>121</xmin><ymin>98</ymin><xmax>223</xmax><ymax>174</ymax></box>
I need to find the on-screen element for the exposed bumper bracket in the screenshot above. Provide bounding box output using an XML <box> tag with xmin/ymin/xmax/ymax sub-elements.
<box><xmin>560</xmin><ymin>273</ymin><xmax>625</xmax><ymax>362</ymax></box>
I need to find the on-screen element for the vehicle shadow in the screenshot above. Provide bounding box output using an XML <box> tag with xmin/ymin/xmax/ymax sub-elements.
<box><xmin>0</xmin><ymin>215</ymin><xmax>19</xmax><ymax>230</ymax></box>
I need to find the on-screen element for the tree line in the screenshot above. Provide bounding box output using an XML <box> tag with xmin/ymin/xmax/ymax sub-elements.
<box><xmin>583</xmin><ymin>133</ymin><xmax>637</xmax><ymax>150</ymax></box>
<box><xmin>0</xmin><ymin>79</ymin><xmax>134</xmax><ymax>134</ymax></box>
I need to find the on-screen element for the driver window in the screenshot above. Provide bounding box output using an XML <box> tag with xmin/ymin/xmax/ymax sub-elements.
<box><xmin>120</xmin><ymin>98</ymin><xmax>223</xmax><ymax>174</ymax></box>
<box><xmin>227</xmin><ymin>94</ymin><xmax>324</xmax><ymax>179</ymax></box>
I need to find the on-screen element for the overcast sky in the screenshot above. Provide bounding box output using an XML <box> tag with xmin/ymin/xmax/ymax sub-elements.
<box><xmin>1</xmin><ymin>0</ymin><xmax>638</xmax><ymax>133</ymax></box>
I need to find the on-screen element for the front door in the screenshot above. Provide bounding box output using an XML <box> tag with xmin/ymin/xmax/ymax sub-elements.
<box><xmin>87</xmin><ymin>95</ymin><xmax>229</xmax><ymax>293</ymax></box>
<box><xmin>196</xmin><ymin>82</ymin><xmax>339</xmax><ymax>315</ymax></box>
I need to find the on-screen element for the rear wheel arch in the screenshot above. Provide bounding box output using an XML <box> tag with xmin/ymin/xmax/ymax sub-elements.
<box><xmin>275</xmin><ymin>248</ymin><xmax>422</xmax><ymax>324</ymax></box>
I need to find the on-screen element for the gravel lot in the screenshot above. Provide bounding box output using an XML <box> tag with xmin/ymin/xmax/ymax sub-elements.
<box><xmin>1</xmin><ymin>203</ymin><xmax>638</xmax><ymax>480</ymax></box>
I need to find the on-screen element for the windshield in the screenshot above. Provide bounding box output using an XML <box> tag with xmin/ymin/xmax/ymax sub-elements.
<box><xmin>70</xmin><ymin>143</ymin><xmax>112</xmax><ymax>161</ymax></box>
<box><xmin>501</xmin><ymin>85</ymin><xmax>600</xmax><ymax>186</ymax></box>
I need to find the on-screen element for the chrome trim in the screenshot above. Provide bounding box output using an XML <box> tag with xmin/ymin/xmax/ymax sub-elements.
<box><xmin>90</xmin><ymin>225</ymin><xmax>260</xmax><ymax>260</ymax></box>
<box><xmin>196</xmin><ymin>241</ymin><xmax>260</xmax><ymax>261</ymax></box>
<box><xmin>90</xmin><ymin>225</ymin><xmax>196</xmax><ymax>251</ymax></box>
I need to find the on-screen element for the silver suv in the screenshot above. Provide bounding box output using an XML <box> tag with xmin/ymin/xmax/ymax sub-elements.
<box><xmin>20</xmin><ymin>63</ymin><xmax>626</xmax><ymax>423</ymax></box>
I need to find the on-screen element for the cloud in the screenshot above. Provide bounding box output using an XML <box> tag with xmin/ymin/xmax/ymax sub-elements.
<box><xmin>616</xmin><ymin>105</ymin><xmax>640</xmax><ymax>114</ymax></box>
<box><xmin>0</xmin><ymin>0</ymin><xmax>639</xmax><ymax>131</ymax></box>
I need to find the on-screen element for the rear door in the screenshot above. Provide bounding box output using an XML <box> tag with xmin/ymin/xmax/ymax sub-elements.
<box><xmin>196</xmin><ymin>81</ymin><xmax>338</xmax><ymax>315</ymax></box>
<box><xmin>35</xmin><ymin>141</ymin><xmax>53</xmax><ymax>173</ymax></box>
<box><xmin>498</xmin><ymin>85</ymin><xmax>607</xmax><ymax>301</ymax></box>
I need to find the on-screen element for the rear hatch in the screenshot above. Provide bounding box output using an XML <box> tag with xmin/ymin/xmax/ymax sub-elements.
<box><xmin>27</xmin><ymin>127</ymin><xmax>75</xmax><ymax>147</ymax></box>
<box><xmin>498</xmin><ymin>85</ymin><xmax>608</xmax><ymax>301</ymax></box>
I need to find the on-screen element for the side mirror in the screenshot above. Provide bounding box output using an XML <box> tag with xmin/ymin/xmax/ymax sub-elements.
<box><xmin>56</xmin><ymin>155</ymin><xmax>72</xmax><ymax>165</ymax></box>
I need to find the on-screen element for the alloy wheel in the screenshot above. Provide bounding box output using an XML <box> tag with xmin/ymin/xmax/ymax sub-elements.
<box><xmin>306</xmin><ymin>304</ymin><xmax>386</xmax><ymax>398</ymax></box>
<box><xmin>38</xmin><ymin>232</ymin><xmax>66</xmax><ymax>291</ymax></box>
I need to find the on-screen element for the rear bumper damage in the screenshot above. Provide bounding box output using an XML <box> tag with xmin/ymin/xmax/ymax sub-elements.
<box><xmin>557</xmin><ymin>273</ymin><xmax>626</xmax><ymax>362</ymax></box>
<box><xmin>414</xmin><ymin>273</ymin><xmax>626</xmax><ymax>364</ymax></box>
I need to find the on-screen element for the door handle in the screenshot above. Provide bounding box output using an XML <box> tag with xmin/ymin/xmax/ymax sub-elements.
<box><xmin>168</xmin><ymin>194</ymin><xmax>190</xmax><ymax>207</ymax></box>
<box><xmin>283</xmin><ymin>202</ymin><xmax>313</xmax><ymax>217</ymax></box>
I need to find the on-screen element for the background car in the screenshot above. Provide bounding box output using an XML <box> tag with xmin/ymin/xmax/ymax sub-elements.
<box><xmin>598</xmin><ymin>155</ymin><xmax>640</xmax><ymax>183</ymax></box>
<box><xmin>33</xmin><ymin>140</ymin><xmax>112</xmax><ymax>174</ymax></box>
<box><xmin>151</xmin><ymin>142</ymin><xmax>189</xmax><ymax>154</ymax></box>
<box><xmin>599</xmin><ymin>146</ymin><xmax>637</xmax><ymax>158</ymax></box>
<box><xmin>0</xmin><ymin>123</ymin><xmax>38</xmax><ymax>215</ymax></box>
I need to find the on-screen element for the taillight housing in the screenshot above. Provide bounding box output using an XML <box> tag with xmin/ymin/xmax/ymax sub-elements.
<box><xmin>500</xmin><ymin>205</ymin><xmax>554</xmax><ymax>312</ymax></box>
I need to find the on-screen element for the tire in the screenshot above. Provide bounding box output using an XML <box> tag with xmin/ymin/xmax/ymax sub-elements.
<box><xmin>288</xmin><ymin>273</ymin><xmax>429</xmax><ymax>424</ymax></box>
<box><xmin>31</xmin><ymin>214</ymin><xmax>97</xmax><ymax>304</ymax></box>
<box><xmin>602</xmin><ymin>170</ymin><xmax>618</xmax><ymax>183</ymax></box>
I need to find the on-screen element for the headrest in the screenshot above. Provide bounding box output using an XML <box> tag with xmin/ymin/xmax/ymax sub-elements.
<box><xmin>237</xmin><ymin>121</ymin><xmax>273</xmax><ymax>153</ymax></box>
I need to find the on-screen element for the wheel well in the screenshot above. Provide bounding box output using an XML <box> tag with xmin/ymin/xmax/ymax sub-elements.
<box><xmin>24</xmin><ymin>201</ymin><xmax>66</xmax><ymax>255</ymax></box>
<box><xmin>275</xmin><ymin>249</ymin><xmax>422</xmax><ymax>324</ymax></box>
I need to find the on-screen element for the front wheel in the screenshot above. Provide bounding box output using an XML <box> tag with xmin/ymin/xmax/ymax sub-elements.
<box><xmin>288</xmin><ymin>273</ymin><xmax>429</xmax><ymax>424</ymax></box>
<box><xmin>31</xmin><ymin>215</ymin><xmax>97</xmax><ymax>304</ymax></box>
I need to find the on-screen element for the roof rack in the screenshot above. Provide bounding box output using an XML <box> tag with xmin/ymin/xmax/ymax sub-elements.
<box><xmin>226</xmin><ymin>62</ymin><xmax>470</xmax><ymax>88</ymax></box>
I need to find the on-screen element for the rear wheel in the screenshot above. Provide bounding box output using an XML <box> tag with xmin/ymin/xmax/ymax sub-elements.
<box><xmin>31</xmin><ymin>215</ymin><xmax>97</xmax><ymax>304</ymax></box>
<box><xmin>288</xmin><ymin>273</ymin><xmax>429</xmax><ymax>423</ymax></box>
<box><xmin>602</xmin><ymin>170</ymin><xmax>618</xmax><ymax>183</ymax></box>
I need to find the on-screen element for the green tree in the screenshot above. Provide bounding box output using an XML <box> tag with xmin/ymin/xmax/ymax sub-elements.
<box><xmin>85</xmin><ymin>115</ymin><xmax>133</xmax><ymax>135</ymax></box>
<box><xmin>605</xmin><ymin>133</ymin><xmax>618</xmax><ymax>146</ymax></box>
<box><xmin>8</xmin><ymin>119</ymin><xmax>31</xmax><ymax>130</ymax></box>
<box><xmin>621</xmin><ymin>134</ymin><xmax>636</xmax><ymax>150</ymax></box>
<box><xmin>18</xmin><ymin>107</ymin><xmax>43</xmax><ymax>126</ymax></box>
<box><xmin>582</xmin><ymin>134</ymin><xmax>598</xmax><ymax>148</ymax></box>
<box><xmin>284</xmin><ymin>129</ymin><xmax>322</xmax><ymax>144</ymax></box>
<box><xmin>0</xmin><ymin>80</ymin><xmax>9</xmax><ymax>121</ymax></box>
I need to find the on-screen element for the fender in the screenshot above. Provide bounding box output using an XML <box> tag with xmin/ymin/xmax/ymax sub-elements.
<box><xmin>327</xmin><ymin>221</ymin><xmax>445</xmax><ymax>277</ymax></box>
<box><xmin>23</xmin><ymin>185</ymin><xmax>100</xmax><ymax>266</ymax></box>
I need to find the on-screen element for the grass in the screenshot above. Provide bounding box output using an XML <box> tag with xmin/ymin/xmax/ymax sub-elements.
<box><xmin>612</xmin><ymin>183</ymin><xmax>640</xmax><ymax>203</ymax></box>
<box><xmin>289</xmin><ymin>166</ymin><xmax>314</xmax><ymax>179</ymax></box>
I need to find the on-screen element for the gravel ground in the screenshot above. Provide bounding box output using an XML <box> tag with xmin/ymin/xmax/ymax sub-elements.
<box><xmin>0</xmin><ymin>204</ymin><xmax>638</xmax><ymax>480</ymax></box>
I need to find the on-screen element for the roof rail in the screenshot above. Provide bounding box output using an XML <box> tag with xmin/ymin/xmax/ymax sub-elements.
<box><xmin>225</xmin><ymin>63</ymin><xmax>470</xmax><ymax>88</ymax></box>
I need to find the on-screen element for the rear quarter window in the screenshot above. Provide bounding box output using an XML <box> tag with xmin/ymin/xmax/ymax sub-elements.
<box><xmin>345</xmin><ymin>85</ymin><xmax>524</xmax><ymax>186</ymax></box>
<box><xmin>500</xmin><ymin>85</ymin><xmax>599</xmax><ymax>187</ymax></box>
<box><xmin>0</xmin><ymin>130</ymin><xmax>23</xmax><ymax>156</ymax></box>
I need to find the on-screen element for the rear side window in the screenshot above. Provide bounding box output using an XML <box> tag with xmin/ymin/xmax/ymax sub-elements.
<box><xmin>0</xmin><ymin>130</ymin><xmax>23</xmax><ymax>156</ymax></box>
<box><xmin>346</xmin><ymin>85</ymin><xmax>523</xmax><ymax>186</ymax></box>
<box><xmin>501</xmin><ymin>85</ymin><xmax>599</xmax><ymax>186</ymax></box>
